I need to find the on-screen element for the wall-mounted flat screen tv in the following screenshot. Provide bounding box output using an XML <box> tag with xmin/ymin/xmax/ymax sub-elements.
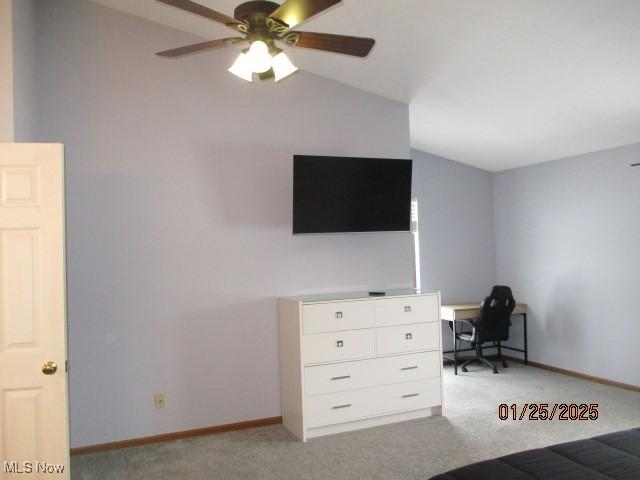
<box><xmin>293</xmin><ymin>155</ymin><xmax>412</xmax><ymax>234</ymax></box>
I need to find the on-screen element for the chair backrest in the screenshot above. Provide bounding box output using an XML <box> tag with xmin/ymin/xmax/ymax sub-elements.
<box><xmin>475</xmin><ymin>285</ymin><xmax>516</xmax><ymax>343</ymax></box>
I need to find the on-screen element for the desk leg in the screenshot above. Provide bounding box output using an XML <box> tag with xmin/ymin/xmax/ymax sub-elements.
<box><xmin>453</xmin><ymin>320</ymin><xmax>458</xmax><ymax>375</ymax></box>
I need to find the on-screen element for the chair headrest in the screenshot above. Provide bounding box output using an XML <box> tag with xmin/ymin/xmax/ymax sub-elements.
<box><xmin>480</xmin><ymin>285</ymin><xmax>515</xmax><ymax>310</ymax></box>
<box><xmin>490</xmin><ymin>285</ymin><xmax>514</xmax><ymax>301</ymax></box>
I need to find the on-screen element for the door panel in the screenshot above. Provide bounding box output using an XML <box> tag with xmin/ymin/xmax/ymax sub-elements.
<box><xmin>0</xmin><ymin>165</ymin><xmax>40</xmax><ymax>206</ymax></box>
<box><xmin>1</xmin><ymin>229</ymin><xmax>39</xmax><ymax>349</ymax></box>
<box><xmin>3</xmin><ymin>388</ymin><xmax>42</xmax><ymax>461</ymax></box>
<box><xmin>0</xmin><ymin>144</ymin><xmax>68</xmax><ymax>479</ymax></box>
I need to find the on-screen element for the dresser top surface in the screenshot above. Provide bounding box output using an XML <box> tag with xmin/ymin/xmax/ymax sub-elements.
<box><xmin>283</xmin><ymin>289</ymin><xmax>439</xmax><ymax>304</ymax></box>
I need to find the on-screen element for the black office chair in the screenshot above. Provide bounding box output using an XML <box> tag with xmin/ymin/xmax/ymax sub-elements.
<box><xmin>456</xmin><ymin>286</ymin><xmax>516</xmax><ymax>374</ymax></box>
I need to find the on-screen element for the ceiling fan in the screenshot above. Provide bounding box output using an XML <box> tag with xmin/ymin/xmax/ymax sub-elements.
<box><xmin>156</xmin><ymin>0</ymin><xmax>375</xmax><ymax>82</ymax></box>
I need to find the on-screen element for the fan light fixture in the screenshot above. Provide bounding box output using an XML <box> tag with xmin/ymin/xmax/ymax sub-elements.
<box><xmin>228</xmin><ymin>40</ymin><xmax>298</xmax><ymax>82</ymax></box>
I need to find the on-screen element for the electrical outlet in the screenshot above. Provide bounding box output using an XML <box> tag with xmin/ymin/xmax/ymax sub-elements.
<box><xmin>154</xmin><ymin>393</ymin><xmax>166</xmax><ymax>409</ymax></box>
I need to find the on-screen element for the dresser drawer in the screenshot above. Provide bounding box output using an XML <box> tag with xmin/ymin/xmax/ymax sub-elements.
<box><xmin>376</xmin><ymin>351</ymin><xmax>441</xmax><ymax>385</ymax></box>
<box><xmin>305</xmin><ymin>378</ymin><xmax>441</xmax><ymax>428</ymax></box>
<box><xmin>376</xmin><ymin>322</ymin><xmax>440</xmax><ymax>355</ymax></box>
<box><xmin>375</xmin><ymin>294</ymin><xmax>439</xmax><ymax>327</ymax></box>
<box><xmin>302</xmin><ymin>329</ymin><xmax>375</xmax><ymax>365</ymax></box>
<box><xmin>302</xmin><ymin>301</ymin><xmax>374</xmax><ymax>334</ymax></box>
<box><xmin>304</xmin><ymin>351</ymin><xmax>441</xmax><ymax>396</ymax></box>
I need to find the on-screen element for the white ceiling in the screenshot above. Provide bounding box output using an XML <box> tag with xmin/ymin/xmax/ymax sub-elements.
<box><xmin>89</xmin><ymin>0</ymin><xmax>640</xmax><ymax>171</ymax></box>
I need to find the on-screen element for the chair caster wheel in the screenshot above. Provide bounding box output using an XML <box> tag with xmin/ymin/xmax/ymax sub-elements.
<box><xmin>493</xmin><ymin>368</ymin><xmax>498</xmax><ymax>374</ymax></box>
<box><xmin>461</xmin><ymin>367</ymin><xmax>468</xmax><ymax>373</ymax></box>
<box><xmin>502</xmin><ymin>362</ymin><xmax>508</xmax><ymax>368</ymax></box>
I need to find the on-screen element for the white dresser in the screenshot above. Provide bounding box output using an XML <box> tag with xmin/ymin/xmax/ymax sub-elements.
<box><xmin>278</xmin><ymin>290</ymin><xmax>443</xmax><ymax>441</ymax></box>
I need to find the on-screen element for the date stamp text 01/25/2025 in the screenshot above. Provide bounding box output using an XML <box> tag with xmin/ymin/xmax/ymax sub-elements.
<box><xmin>499</xmin><ymin>403</ymin><xmax>599</xmax><ymax>421</ymax></box>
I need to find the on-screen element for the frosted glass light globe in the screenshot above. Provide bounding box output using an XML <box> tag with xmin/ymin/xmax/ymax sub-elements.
<box><xmin>228</xmin><ymin>53</ymin><xmax>254</xmax><ymax>82</ymax></box>
<box><xmin>272</xmin><ymin>52</ymin><xmax>298</xmax><ymax>81</ymax></box>
<box><xmin>247</xmin><ymin>41</ymin><xmax>272</xmax><ymax>73</ymax></box>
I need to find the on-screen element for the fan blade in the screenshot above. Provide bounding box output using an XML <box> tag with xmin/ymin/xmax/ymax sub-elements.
<box><xmin>269</xmin><ymin>0</ymin><xmax>341</xmax><ymax>29</ymax></box>
<box><xmin>157</xmin><ymin>0</ymin><xmax>241</xmax><ymax>27</ymax></box>
<box><xmin>291</xmin><ymin>32</ymin><xmax>375</xmax><ymax>57</ymax></box>
<box><xmin>156</xmin><ymin>37</ymin><xmax>243</xmax><ymax>57</ymax></box>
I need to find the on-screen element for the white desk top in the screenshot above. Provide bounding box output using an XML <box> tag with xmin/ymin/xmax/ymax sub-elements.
<box><xmin>441</xmin><ymin>303</ymin><xmax>527</xmax><ymax>321</ymax></box>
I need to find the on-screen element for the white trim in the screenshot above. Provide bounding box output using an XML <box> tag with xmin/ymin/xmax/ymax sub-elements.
<box><xmin>411</xmin><ymin>198</ymin><xmax>421</xmax><ymax>291</ymax></box>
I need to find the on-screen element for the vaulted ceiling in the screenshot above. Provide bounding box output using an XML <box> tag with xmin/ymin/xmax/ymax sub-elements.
<box><xmin>89</xmin><ymin>0</ymin><xmax>640</xmax><ymax>171</ymax></box>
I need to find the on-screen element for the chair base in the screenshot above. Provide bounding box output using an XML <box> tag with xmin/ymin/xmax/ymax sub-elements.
<box><xmin>459</xmin><ymin>344</ymin><xmax>508</xmax><ymax>374</ymax></box>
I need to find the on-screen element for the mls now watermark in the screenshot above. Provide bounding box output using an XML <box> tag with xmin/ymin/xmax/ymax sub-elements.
<box><xmin>4</xmin><ymin>461</ymin><xmax>65</xmax><ymax>474</ymax></box>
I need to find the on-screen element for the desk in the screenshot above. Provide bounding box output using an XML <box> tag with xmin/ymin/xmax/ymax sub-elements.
<box><xmin>441</xmin><ymin>303</ymin><xmax>528</xmax><ymax>375</ymax></box>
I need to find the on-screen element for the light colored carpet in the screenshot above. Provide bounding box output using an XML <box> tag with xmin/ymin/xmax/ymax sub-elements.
<box><xmin>71</xmin><ymin>362</ymin><xmax>640</xmax><ymax>479</ymax></box>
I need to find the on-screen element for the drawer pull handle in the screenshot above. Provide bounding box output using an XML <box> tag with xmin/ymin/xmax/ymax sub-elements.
<box><xmin>335</xmin><ymin>311</ymin><xmax>343</xmax><ymax>319</ymax></box>
<box><xmin>332</xmin><ymin>404</ymin><xmax>352</xmax><ymax>410</ymax></box>
<box><xmin>405</xmin><ymin>333</ymin><xmax>413</xmax><ymax>340</ymax></box>
<box><xmin>401</xmin><ymin>366</ymin><xmax>418</xmax><ymax>371</ymax></box>
<box><xmin>404</xmin><ymin>305</ymin><xmax>412</xmax><ymax>313</ymax></box>
<box><xmin>336</xmin><ymin>340</ymin><xmax>344</xmax><ymax>348</ymax></box>
<box><xmin>402</xmin><ymin>393</ymin><xmax>420</xmax><ymax>399</ymax></box>
<box><xmin>331</xmin><ymin>375</ymin><xmax>351</xmax><ymax>381</ymax></box>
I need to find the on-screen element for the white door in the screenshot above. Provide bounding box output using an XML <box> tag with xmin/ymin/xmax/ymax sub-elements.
<box><xmin>0</xmin><ymin>144</ymin><xmax>69</xmax><ymax>479</ymax></box>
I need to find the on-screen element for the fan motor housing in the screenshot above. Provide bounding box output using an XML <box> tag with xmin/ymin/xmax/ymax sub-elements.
<box><xmin>234</xmin><ymin>1</ymin><xmax>279</xmax><ymax>22</ymax></box>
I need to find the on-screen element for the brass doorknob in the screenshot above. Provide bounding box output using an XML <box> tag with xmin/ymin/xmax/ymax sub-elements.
<box><xmin>42</xmin><ymin>361</ymin><xmax>57</xmax><ymax>375</ymax></box>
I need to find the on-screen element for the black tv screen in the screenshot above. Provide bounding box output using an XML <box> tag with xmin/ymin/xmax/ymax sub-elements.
<box><xmin>293</xmin><ymin>155</ymin><xmax>412</xmax><ymax>234</ymax></box>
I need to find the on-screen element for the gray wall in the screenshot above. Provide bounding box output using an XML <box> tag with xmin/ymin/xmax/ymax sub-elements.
<box><xmin>0</xmin><ymin>0</ymin><xmax>13</xmax><ymax>141</ymax></box>
<box><xmin>411</xmin><ymin>149</ymin><xmax>496</xmax><ymax>350</ymax></box>
<box><xmin>11</xmin><ymin>0</ymin><xmax>37</xmax><ymax>142</ymax></box>
<box><xmin>412</xmin><ymin>149</ymin><xmax>496</xmax><ymax>302</ymax></box>
<box><xmin>22</xmin><ymin>0</ymin><xmax>413</xmax><ymax>448</ymax></box>
<box><xmin>494</xmin><ymin>143</ymin><xmax>640</xmax><ymax>386</ymax></box>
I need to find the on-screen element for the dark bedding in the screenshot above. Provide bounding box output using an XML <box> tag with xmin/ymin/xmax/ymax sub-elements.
<box><xmin>430</xmin><ymin>427</ymin><xmax>640</xmax><ymax>479</ymax></box>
